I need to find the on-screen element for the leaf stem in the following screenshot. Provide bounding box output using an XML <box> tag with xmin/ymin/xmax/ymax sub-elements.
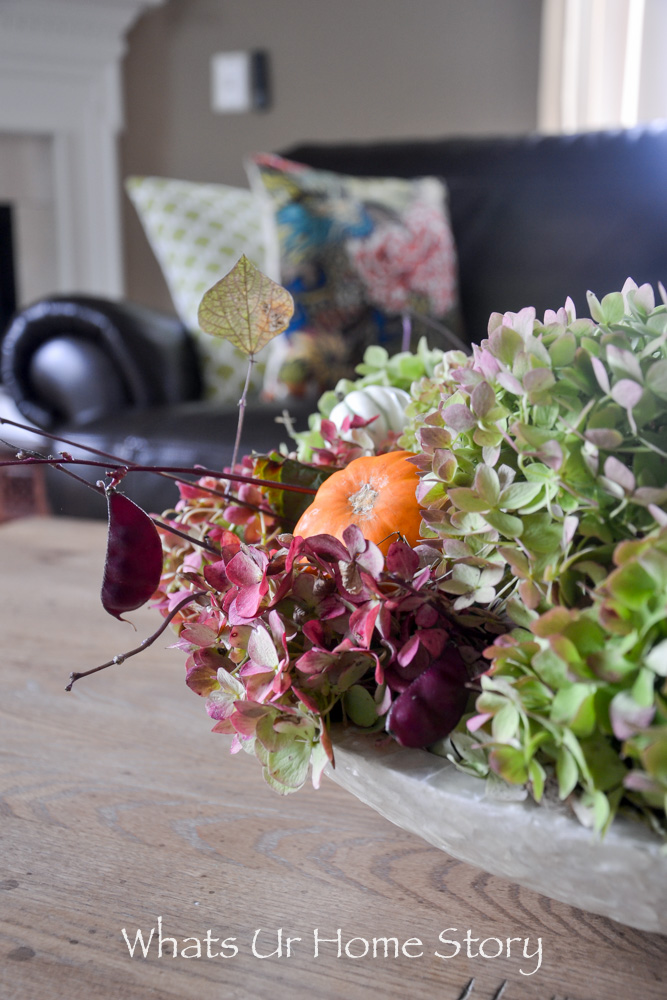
<box><xmin>230</xmin><ymin>354</ymin><xmax>255</xmax><ymax>484</ymax></box>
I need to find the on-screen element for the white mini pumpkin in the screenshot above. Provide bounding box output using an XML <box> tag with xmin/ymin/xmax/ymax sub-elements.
<box><xmin>329</xmin><ymin>385</ymin><xmax>411</xmax><ymax>445</ymax></box>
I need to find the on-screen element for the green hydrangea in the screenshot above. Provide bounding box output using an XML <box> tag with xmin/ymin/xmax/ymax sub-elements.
<box><xmin>412</xmin><ymin>280</ymin><xmax>667</xmax><ymax>618</ymax></box>
<box><xmin>291</xmin><ymin>338</ymin><xmax>446</xmax><ymax>461</ymax></box>
<box><xmin>416</xmin><ymin>279</ymin><xmax>667</xmax><ymax>834</ymax></box>
<box><xmin>449</xmin><ymin>527</ymin><xmax>667</xmax><ymax>834</ymax></box>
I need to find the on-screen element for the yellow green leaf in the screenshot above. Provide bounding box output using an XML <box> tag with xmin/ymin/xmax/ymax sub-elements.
<box><xmin>197</xmin><ymin>254</ymin><xmax>294</xmax><ymax>355</ymax></box>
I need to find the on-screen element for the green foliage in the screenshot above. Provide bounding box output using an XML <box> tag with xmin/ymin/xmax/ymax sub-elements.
<box><xmin>453</xmin><ymin>528</ymin><xmax>667</xmax><ymax>833</ymax></box>
<box><xmin>292</xmin><ymin>337</ymin><xmax>448</xmax><ymax>461</ymax></box>
<box><xmin>412</xmin><ymin>281</ymin><xmax>667</xmax><ymax>617</ymax></box>
<box><xmin>422</xmin><ymin>280</ymin><xmax>667</xmax><ymax>834</ymax></box>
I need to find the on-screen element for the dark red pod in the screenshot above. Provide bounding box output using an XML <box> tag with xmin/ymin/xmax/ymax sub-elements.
<box><xmin>101</xmin><ymin>491</ymin><xmax>164</xmax><ymax>620</ymax></box>
<box><xmin>386</xmin><ymin>644</ymin><xmax>470</xmax><ymax>748</ymax></box>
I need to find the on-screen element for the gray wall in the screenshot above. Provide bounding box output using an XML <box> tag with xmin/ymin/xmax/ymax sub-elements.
<box><xmin>120</xmin><ymin>0</ymin><xmax>542</xmax><ymax>311</ymax></box>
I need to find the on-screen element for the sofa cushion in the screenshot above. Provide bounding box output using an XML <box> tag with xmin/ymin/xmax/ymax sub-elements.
<box><xmin>246</xmin><ymin>152</ymin><xmax>460</xmax><ymax>401</ymax></box>
<box><xmin>126</xmin><ymin>176</ymin><xmax>277</xmax><ymax>404</ymax></box>
<box><xmin>282</xmin><ymin>127</ymin><xmax>667</xmax><ymax>343</ymax></box>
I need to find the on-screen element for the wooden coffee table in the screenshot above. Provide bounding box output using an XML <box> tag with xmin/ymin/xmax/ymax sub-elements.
<box><xmin>0</xmin><ymin>517</ymin><xmax>664</xmax><ymax>1000</ymax></box>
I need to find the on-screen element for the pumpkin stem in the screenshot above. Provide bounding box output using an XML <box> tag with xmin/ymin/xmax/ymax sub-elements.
<box><xmin>349</xmin><ymin>482</ymin><xmax>379</xmax><ymax>515</ymax></box>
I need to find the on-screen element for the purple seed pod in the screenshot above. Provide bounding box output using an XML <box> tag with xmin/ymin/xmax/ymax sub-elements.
<box><xmin>386</xmin><ymin>644</ymin><xmax>470</xmax><ymax>748</ymax></box>
<box><xmin>101</xmin><ymin>491</ymin><xmax>164</xmax><ymax>620</ymax></box>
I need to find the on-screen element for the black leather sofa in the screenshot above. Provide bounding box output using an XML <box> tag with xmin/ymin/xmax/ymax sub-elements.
<box><xmin>3</xmin><ymin>124</ymin><xmax>667</xmax><ymax>517</ymax></box>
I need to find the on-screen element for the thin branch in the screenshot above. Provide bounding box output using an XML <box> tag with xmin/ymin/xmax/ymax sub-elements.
<box><xmin>401</xmin><ymin>312</ymin><xmax>412</xmax><ymax>353</ymax></box>
<box><xmin>151</xmin><ymin>518</ymin><xmax>221</xmax><ymax>556</ymax></box>
<box><xmin>0</xmin><ymin>414</ymin><xmax>318</xmax><ymax>495</ymax></box>
<box><xmin>156</xmin><ymin>469</ymin><xmax>281</xmax><ymax>519</ymax></box>
<box><xmin>0</xmin><ymin>455</ymin><xmax>318</xmax><ymax>495</ymax></box>
<box><xmin>51</xmin><ymin>463</ymin><xmax>106</xmax><ymax>495</ymax></box>
<box><xmin>406</xmin><ymin>308</ymin><xmax>469</xmax><ymax>353</ymax></box>
<box><xmin>4</xmin><ymin>422</ymin><xmax>297</xmax><ymax>541</ymax></box>
<box><xmin>0</xmin><ymin>415</ymin><xmax>129</xmax><ymax>463</ymax></box>
<box><xmin>66</xmin><ymin>590</ymin><xmax>208</xmax><ymax>691</ymax></box>
<box><xmin>1</xmin><ymin>415</ymin><xmax>265</xmax><ymax>510</ymax></box>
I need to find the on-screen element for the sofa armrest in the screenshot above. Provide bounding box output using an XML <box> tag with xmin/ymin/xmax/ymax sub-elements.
<box><xmin>1</xmin><ymin>296</ymin><xmax>202</xmax><ymax>429</ymax></box>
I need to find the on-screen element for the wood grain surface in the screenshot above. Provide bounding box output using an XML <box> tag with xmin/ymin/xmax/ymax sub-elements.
<box><xmin>0</xmin><ymin>517</ymin><xmax>664</xmax><ymax>1000</ymax></box>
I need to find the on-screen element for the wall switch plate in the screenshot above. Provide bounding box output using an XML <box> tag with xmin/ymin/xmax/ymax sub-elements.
<box><xmin>211</xmin><ymin>51</ymin><xmax>271</xmax><ymax>114</ymax></box>
<box><xmin>211</xmin><ymin>51</ymin><xmax>251</xmax><ymax>113</ymax></box>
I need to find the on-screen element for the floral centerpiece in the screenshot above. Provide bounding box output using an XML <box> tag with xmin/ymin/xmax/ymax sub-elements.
<box><xmin>6</xmin><ymin>260</ymin><xmax>667</xmax><ymax>841</ymax></box>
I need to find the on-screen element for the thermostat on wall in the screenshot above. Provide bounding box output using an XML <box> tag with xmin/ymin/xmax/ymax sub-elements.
<box><xmin>211</xmin><ymin>51</ymin><xmax>271</xmax><ymax>113</ymax></box>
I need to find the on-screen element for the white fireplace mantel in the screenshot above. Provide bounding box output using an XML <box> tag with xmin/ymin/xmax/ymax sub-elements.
<box><xmin>0</xmin><ymin>0</ymin><xmax>165</xmax><ymax>300</ymax></box>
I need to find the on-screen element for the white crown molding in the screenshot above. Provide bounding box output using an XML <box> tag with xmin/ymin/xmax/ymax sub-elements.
<box><xmin>0</xmin><ymin>0</ymin><xmax>166</xmax><ymax>299</ymax></box>
<box><xmin>0</xmin><ymin>0</ymin><xmax>161</xmax><ymax>57</ymax></box>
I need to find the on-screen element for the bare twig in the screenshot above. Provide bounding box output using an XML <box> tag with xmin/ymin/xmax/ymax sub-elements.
<box><xmin>0</xmin><ymin>454</ymin><xmax>318</xmax><ymax>495</ymax></box>
<box><xmin>0</xmin><ymin>415</ymin><xmax>318</xmax><ymax>495</ymax></box>
<box><xmin>66</xmin><ymin>590</ymin><xmax>208</xmax><ymax>691</ymax></box>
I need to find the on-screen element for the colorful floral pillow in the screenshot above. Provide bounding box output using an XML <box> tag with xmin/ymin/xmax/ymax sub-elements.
<box><xmin>246</xmin><ymin>153</ymin><xmax>460</xmax><ymax>400</ymax></box>
<box><xmin>126</xmin><ymin>176</ymin><xmax>278</xmax><ymax>403</ymax></box>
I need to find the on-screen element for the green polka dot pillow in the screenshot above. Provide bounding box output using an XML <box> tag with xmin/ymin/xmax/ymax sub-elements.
<box><xmin>126</xmin><ymin>176</ymin><xmax>278</xmax><ymax>403</ymax></box>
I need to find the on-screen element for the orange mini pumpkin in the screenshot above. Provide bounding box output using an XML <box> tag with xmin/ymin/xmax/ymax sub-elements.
<box><xmin>293</xmin><ymin>450</ymin><xmax>423</xmax><ymax>555</ymax></box>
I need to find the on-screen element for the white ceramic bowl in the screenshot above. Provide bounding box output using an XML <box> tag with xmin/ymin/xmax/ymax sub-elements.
<box><xmin>327</xmin><ymin>730</ymin><xmax>667</xmax><ymax>934</ymax></box>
